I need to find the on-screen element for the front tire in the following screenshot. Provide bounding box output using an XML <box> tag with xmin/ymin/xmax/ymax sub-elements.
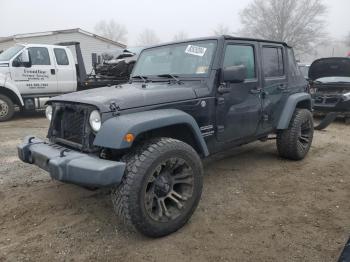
<box><xmin>0</xmin><ymin>94</ymin><xmax>15</xmax><ymax>122</ymax></box>
<box><xmin>112</xmin><ymin>138</ymin><xmax>203</xmax><ymax>237</ymax></box>
<box><xmin>277</xmin><ymin>109</ymin><xmax>314</xmax><ymax>160</ymax></box>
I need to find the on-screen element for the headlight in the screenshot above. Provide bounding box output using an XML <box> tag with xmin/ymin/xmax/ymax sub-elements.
<box><xmin>45</xmin><ymin>105</ymin><xmax>52</xmax><ymax>121</ymax></box>
<box><xmin>343</xmin><ymin>92</ymin><xmax>350</xmax><ymax>101</ymax></box>
<box><xmin>89</xmin><ymin>110</ymin><xmax>101</xmax><ymax>132</ymax></box>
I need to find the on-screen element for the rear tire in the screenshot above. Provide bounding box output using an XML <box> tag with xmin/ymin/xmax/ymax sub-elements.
<box><xmin>0</xmin><ymin>94</ymin><xmax>14</xmax><ymax>122</ymax></box>
<box><xmin>277</xmin><ymin>109</ymin><xmax>314</xmax><ymax>160</ymax></box>
<box><xmin>111</xmin><ymin>137</ymin><xmax>203</xmax><ymax>237</ymax></box>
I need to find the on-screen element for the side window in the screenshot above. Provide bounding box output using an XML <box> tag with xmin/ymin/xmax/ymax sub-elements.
<box><xmin>54</xmin><ymin>48</ymin><xmax>69</xmax><ymax>65</ymax></box>
<box><xmin>223</xmin><ymin>45</ymin><xmax>256</xmax><ymax>79</ymax></box>
<box><xmin>262</xmin><ymin>47</ymin><xmax>284</xmax><ymax>77</ymax></box>
<box><xmin>28</xmin><ymin>47</ymin><xmax>51</xmax><ymax>65</ymax></box>
<box><xmin>287</xmin><ymin>48</ymin><xmax>300</xmax><ymax>77</ymax></box>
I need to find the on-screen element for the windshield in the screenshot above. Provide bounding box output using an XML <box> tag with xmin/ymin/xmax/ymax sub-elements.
<box><xmin>0</xmin><ymin>45</ymin><xmax>24</xmax><ymax>61</ymax></box>
<box><xmin>132</xmin><ymin>40</ymin><xmax>217</xmax><ymax>77</ymax></box>
<box><xmin>316</xmin><ymin>76</ymin><xmax>350</xmax><ymax>83</ymax></box>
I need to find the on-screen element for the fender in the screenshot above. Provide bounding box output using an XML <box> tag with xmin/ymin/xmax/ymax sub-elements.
<box><xmin>0</xmin><ymin>73</ymin><xmax>24</xmax><ymax>106</ymax></box>
<box><xmin>277</xmin><ymin>92</ymin><xmax>312</xmax><ymax>129</ymax></box>
<box><xmin>94</xmin><ymin>109</ymin><xmax>209</xmax><ymax>156</ymax></box>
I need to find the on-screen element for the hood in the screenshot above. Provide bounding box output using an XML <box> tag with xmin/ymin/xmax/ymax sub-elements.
<box><xmin>309</xmin><ymin>57</ymin><xmax>350</xmax><ymax>80</ymax></box>
<box><xmin>49</xmin><ymin>82</ymin><xmax>200</xmax><ymax>112</ymax></box>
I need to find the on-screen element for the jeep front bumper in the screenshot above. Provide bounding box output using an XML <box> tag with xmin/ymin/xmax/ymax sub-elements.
<box><xmin>17</xmin><ymin>136</ymin><xmax>126</xmax><ymax>187</ymax></box>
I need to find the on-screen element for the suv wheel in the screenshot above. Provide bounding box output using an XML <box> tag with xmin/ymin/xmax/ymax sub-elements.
<box><xmin>277</xmin><ymin>109</ymin><xmax>314</xmax><ymax>160</ymax></box>
<box><xmin>0</xmin><ymin>94</ymin><xmax>15</xmax><ymax>122</ymax></box>
<box><xmin>112</xmin><ymin>138</ymin><xmax>203</xmax><ymax>237</ymax></box>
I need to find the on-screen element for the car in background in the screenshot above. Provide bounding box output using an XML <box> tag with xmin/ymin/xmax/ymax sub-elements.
<box><xmin>308</xmin><ymin>57</ymin><xmax>350</xmax><ymax>124</ymax></box>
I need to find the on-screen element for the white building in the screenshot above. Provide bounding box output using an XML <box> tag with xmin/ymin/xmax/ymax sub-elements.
<box><xmin>0</xmin><ymin>28</ymin><xmax>126</xmax><ymax>73</ymax></box>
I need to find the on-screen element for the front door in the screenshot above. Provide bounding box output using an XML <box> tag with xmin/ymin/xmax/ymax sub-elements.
<box><xmin>258</xmin><ymin>44</ymin><xmax>289</xmax><ymax>133</ymax></box>
<box><xmin>10</xmin><ymin>47</ymin><xmax>58</xmax><ymax>95</ymax></box>
<box><xmin>216</xmin><ymin>42</ymin><xmax>262</xmax><ymax>142</ymax></box>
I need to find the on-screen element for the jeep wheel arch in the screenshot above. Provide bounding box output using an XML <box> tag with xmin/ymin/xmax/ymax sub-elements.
<box><xmin>93</xmin><ymin>109</ymin><xmax>209</xmax><ymax>157</ymax></box>
<box><xmin>277</xmin><ymin>93</ymin><xmax>312</xmax><ymax>130</ymax></box>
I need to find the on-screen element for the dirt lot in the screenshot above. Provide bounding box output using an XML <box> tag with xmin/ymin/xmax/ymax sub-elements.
<box><xmin>0</xmin><ymin>113</ymin><xmax>349</xmax><ymax>262</ymax></box>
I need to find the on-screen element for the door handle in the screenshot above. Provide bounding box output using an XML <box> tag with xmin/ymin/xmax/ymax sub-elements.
<box><xmin>51</xmin><ymin>69</ymin><xmax>56</xmax><ymax>75</ymax></box>
<box><xmin>250</xmin><ymin>88</ymin><xmax>262</xmax><ymax>94</ymax></box>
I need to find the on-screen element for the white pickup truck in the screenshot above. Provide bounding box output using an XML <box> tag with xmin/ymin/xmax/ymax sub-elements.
<box><xmin>0</xmin><ymin>42</ymin><xmax>132</xmax><ymax>121</ymax></box>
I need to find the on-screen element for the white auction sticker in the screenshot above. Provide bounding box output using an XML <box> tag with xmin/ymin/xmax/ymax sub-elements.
<box><xmin>185</xmin><ymin>45</ymin><xmax>207</xmax><ymax>57</ymax></box>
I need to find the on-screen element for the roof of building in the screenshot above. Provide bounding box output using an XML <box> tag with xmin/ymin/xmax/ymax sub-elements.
<box><xmin>0</xmin><ymin>28</ymin><xmax>126</xmax><ymax>48</ymax></box>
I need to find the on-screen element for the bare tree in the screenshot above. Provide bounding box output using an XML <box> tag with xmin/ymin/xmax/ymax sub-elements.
<box><xmin>137</xmin><ymin>29</ymin><xmax>160</xmax><ymax>46</ymax></box>
<box><xmin>173</xmin><ymin>31</ymin><xmax>189</xmax><ymax>41</ymax></box>
<box><xmin>213</xmin><ymin>24</ymin><xmax>231</xmax><ymax>36</ymax></box>
<box><xmin>94</xmin><ymin>20</ymin><xmax>128</xmax><ymax>44</ymax></box>
<box><xmin>239</xmin><ymin>0</ymin><xmax>327</xmax><ymax>54</ymax></box>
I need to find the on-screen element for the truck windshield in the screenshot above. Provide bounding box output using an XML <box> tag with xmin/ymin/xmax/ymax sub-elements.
<box><xmin>0</xmin><ymin>45</ymin><xmax>24</xmax><ymax>61</ymax></box>
<box><xmin>132</xmin><ymin>40</ymin><xmax>217</xmax><ymax>78</ymax></box>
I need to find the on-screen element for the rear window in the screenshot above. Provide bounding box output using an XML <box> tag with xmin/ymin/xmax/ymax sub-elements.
<box><xmin>54</xmin><ymin>48</ymin><xmax>69</xmax><ymax>65</ymax></box>
<box><xmin>262</xmin><ymin>47</ymin><xmax>284</xmax><ymax>77</ymax></box>
<box><xmin>287</xmin><ymin>48</ymin><xmax>300</xmax><ymax>77</ymax></box>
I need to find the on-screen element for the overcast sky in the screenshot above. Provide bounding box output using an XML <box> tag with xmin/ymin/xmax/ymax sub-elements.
<box><xmin>0</xmin><ymin>0</ymin><xmax>349</xmax><ymax>46</ymax></box>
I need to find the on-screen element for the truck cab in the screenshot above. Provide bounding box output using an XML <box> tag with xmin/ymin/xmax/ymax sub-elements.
<box><xmin>0</xmin><ymin>44</ymin><xmax>77</xmax><ymax>121</ymax></box>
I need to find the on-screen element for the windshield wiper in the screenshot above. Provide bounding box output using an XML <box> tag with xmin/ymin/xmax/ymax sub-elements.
<box><xmin>157</xmin><ymin>74</ymin><xmax>182</xmax><ymax>85</ymax></box>
<box><xmin>131</xmin><ymin>75</ymin><xmax>148</xmax><ymax>83</ymax></box>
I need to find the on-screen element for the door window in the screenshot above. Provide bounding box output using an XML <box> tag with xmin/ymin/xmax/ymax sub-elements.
<box><xmin>28</xmin><ymin>47</ymin><xmax>51</xmax><ymax>65</ymax></box>
<box><xmin>223</xmin><ymin>45</ymin><xmax>256</xmax><ymax>79</ymax></box>
<box><xmin>287</xmin><ymin>48</ymin><xmax>300</xmax><ymax>77</ymax></box>
<box><xmin>54</xmin><ymin>48</ymin><xmax>69</xmax><ymax>65</ymax></box>
<box><xmin>262</xmin><ymin>47</ymin><xmax>284</xmax><ymax>77</ymax></box>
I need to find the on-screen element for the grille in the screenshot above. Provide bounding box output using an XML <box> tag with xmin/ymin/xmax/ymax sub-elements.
<box><xmin>49</xmin><ymin>103</ymin><xmax>96</xmax><ymax>151</ymax></box>
<box><xmin>314</xmin><ymin>96</ymin><xmax>341</xmax><ymax>105</ymax></box>
<box><xmin>61</xmin><ymin>107</ymin><xmax>85</xmax><ymax>144</ymax></box>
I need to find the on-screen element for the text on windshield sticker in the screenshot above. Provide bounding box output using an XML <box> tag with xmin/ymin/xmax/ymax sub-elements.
<box><xmin>185</xmin><ymin>45</ymin><xmax>207</xmax><ymax>57</ymax></box>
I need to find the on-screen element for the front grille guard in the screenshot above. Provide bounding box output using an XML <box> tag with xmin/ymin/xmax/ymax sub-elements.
<box><xmin>48</xmin><ymin>103</ymin><xmax>99</xmax><ymax>153</ymax></box>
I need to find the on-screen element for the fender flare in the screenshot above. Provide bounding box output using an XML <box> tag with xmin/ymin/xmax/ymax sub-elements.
<box><xmin>0</xmin><ymin>74</ymin><xmax>24</xmax><ymax>106</ymax></box>
<box><xmin>94</xmin><ymin>109</ymin><xmax>209</xmax><ymax>156</ymax></box>
<box><xmin>277</xmin><ymin>93</ymin><xmax>312</xmax><ymax>129</ymax></box>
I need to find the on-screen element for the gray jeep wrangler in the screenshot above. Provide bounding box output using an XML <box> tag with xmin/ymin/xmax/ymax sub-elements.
<box><xmin>18</xmin><ymin>36</ymin><xmax>313</xmax><ymax>237</ymax></box>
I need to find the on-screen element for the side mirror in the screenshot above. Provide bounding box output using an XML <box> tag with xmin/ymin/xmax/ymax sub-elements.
<box><xmin>12</xmin><ymin>49</ymin><xmax>31</xmax><ymax>68</ymax></box>
<box><xmin>223</xmin><ymin>65</ymin><xmax>247</xmax><ymax>83</ymax></box>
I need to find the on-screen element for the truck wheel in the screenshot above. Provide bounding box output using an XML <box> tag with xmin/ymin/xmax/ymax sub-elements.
<box><xmin>277</xmin><ymin>109</ymin><xmax>314</xmax><ymax>160</ymax></box>
<box><xmin>112</xmin><ymin>138</ymin><xmax>203</xmax><ymax>237</ymax></box>
<box><xmin>0</xmin><ymin>94</ymin><xmax>14</xmax><ymax>122</ymax></box>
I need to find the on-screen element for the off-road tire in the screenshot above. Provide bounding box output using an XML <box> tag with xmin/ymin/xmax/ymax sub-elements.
<box><xmin>111</xmin><ymin>137</ymin><xmax>203</xmax><ymax>237</ymax></box>
<box><xmin>277</xmin><ymin>109</ymin><xmax>314</xmax><ymax>160</ymax></box>
<box><xmin>0</xmin><ymin>94</ymin><xmax>14</xmax><ymax>122</ymax></box>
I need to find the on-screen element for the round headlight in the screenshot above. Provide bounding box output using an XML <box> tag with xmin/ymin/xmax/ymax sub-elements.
<box><xmin>89</xmin><ymin>110</ymin><xmax>101</xmax><ymax>132</ymax></box>
<box><xmin>45</xmin><ymin>105</ymin><xmax>52</xmax><ymax>121</ymax></box>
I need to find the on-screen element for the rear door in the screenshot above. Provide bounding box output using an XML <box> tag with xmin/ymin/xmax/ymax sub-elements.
<box><xmin>10</xmin><ymin>46</ymin><xmax>58</xmax><ymax>95</ymax></box>
<box><xmin>53</xmin><ymin>47</ymin><xmax>77</xmax><ymax>93</ymax></box>
<box><xmin>216</xmin><ymin>41</ymin><xmax>263</xmax><ymax>142</ymax></box>
<box><xmin>258</xmin><ymin>44</ymin><xmax>289</xmax><ymax>133</ymax></box>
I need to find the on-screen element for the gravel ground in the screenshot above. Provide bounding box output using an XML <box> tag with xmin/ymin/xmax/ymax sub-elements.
<box><xmin>0</xmin><ymin>112</ymin><xmax>349</xmax><ymax>262</ymax></box>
